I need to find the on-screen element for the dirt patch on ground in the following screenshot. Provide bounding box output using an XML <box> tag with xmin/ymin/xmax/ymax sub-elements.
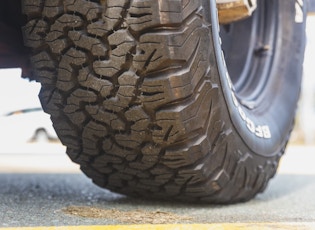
<box><xmin>62</xmin><ymin>206</ymin><xmax>193</xmax><ymax>224</ymax></box>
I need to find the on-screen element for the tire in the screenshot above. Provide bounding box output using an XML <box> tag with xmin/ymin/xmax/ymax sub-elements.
<box><xmin>22</xmin><ymin>0</ymin><xmax>306</xmax><ymax>203</ymax></box>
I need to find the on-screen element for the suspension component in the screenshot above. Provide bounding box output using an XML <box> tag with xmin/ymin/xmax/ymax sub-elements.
<box><xmin>217</xmin><ymin>0</ymin><xmax>257</xmax><ymax>24</ymax></box>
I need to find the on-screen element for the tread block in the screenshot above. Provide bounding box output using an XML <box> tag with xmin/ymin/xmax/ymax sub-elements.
<box><xmin>82</xmin><ymin>121</ymin><xmax>108</xmax><ymax>156</ymax></box>
<box><xmin>87</xmin><ymin>0</ymin><xmax>128</xmax><ymax>37</ymax></box>
<box><xmin>63</xmin><ymin>89</ymin><xmax>98</xmax><ymax>125</ymax></box>
<box><xmin>133</xmin><ymin>18</ymin><xmax>208</xmax><ymax>73</ymax></box>
<box><xmin>127</xmin><ymin>0</ymin><xmax>201</xmax><ymax>31</ymax></box>
<box><xmin>102</xmin><ymin>72</ymin><xmax>140</xmax><ymax>112</ymax></box>
<box><xmin>22</xmin><ymin>0</ymin><xmax>43</xmax><ymax>15</ymax></box>
<box><xmin>78</xmin><ymin>68</ymin><xmax>113</xmax><ymax>98</ymax></box>
<box><xmin>114</xmin><ymin>106</ymin><xmax>150</xmax><ymax>148</ymax></box>
<box><xmin>162</xmin><ymin>135</ymin><xmax>211</xmax><ymax>168</ymax></box>
<box><xmin>23</xmin><ymin>19</ymin><xmax>48</xmax><ymax>48</ymax></box>
<box><xmin>153</xmin><ymin>82</ymin><xmax>216</xmax><ymax>144</ymax></box>
<box><xmin>57</xmin><ymin>48</ymin><xmax>87</xmax><ymax>91</ymax></box>
<box><xmin>69</xmin><ymin>31</ymin><xmax>107</xmax><ymax>56</ymax></box>
<box><xmin>86</xmin><ymin>105</ymin><xmax>126</xmax><ymax>131</ymax></box>
<box><xmin>93</xmin><ymin>30</ymin><xmax>135</xmax><ymax>77</ymax></box>
<box><xmin>46</xmin><ymin>14</ymin><xmax>83</xmax><ymax>54</ymax></box>
<box><xmin>43</xmin><ymin>0</ymin><xmax>63</xmax><ymax>18</ymax></box>
<box><xmin>31</xmin><ymin>51</ymin><xmax>57</xmax><ymax>84</ymax></box>
<box><xmin>64</xmin><ymin>0</ymin><xmax>101</xmax><ymax>21</ymax></box>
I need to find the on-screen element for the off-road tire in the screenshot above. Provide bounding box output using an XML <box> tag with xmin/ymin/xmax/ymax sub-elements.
<box><xmin>22</xmin><ymin>0</ymin><xmax>306</xmax><ymax>203</ymax></box>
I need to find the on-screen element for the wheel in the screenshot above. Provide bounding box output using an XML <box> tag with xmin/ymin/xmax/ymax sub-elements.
<box><xmin>22</xmin><ymin>0</ymin><xmax>306</xmax><ymax>203</ymax></box>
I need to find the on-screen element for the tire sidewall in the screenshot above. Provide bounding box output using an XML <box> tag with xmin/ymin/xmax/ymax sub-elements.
<box><xmin>210</xmin><ymin>0</ymin><xmax>306</xmax><ymax>156</ymax></box>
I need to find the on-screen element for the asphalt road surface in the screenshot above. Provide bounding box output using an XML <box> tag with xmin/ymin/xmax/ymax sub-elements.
<box><xmin>0</xmin><ymin>144</ymin><xmax>315</xmax><ymax>227</ymax></box>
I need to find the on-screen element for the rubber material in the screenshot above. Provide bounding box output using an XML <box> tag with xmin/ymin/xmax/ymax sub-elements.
<box><xmin>22</xmin><ymin>0</ymin><xmax>306</xmax><ymax>203</ymax></box>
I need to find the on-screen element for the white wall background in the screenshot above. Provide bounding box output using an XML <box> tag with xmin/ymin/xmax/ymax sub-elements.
<box><xmin>297</xmin><ymin>15</ymin><xmax>315</xmax><ymax>144</ymax></box>
<box><xmin>0</xmin><ymin>69</ymin><xmax>41</xmax><ymax>115</ymax></box>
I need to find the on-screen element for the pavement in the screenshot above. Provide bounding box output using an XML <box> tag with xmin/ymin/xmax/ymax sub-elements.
<box><xmin>0</xmin><ymin>143</ymin><xmax>315</xmax><ymax>229</ymax></box>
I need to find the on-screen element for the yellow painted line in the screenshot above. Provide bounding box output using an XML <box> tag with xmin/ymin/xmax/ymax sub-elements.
<box><xmin>2</xmin><ymin>223</ymin><xmax>315</xmax><ymax>230</ymax></box>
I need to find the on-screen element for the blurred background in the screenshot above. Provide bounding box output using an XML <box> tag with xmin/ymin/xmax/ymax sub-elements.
<box><xmin>291</xmin><ymin>11</ymin><xmax>315</xmax><ymax>145</ymax></box>
<box><xmin>0</xmin><ymin>8</ymin><xmax>314</xmax><ymax>173</ymax></box>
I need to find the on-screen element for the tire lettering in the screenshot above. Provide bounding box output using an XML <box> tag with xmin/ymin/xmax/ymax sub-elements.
<box><xmin>238</xmin><ymin>106</ymin><xmax>246</xmax><ymax>121</ymax></box>
<box><xmin>224</xmin><ymin>65</ymin><xmax>271</xmax><ymax>139</ymax></box>
<box><xmin>246</xmin><ymin>118</ymin><xmax>256</xmax><ymax>133</ymax></box>
<box><xmin>255</xmin><ymin>126</ymin><xmax>264</xmax><ymax>138</ymax></box>
<box><xmin>262</xmin><ymin>126</ymin><xmax>271</xmax><ymax>139</ymax></box>
<box><xmin>231</xmin><ymin>91</ymin><xmax>239</xmax><ymax>107</ymax></box>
